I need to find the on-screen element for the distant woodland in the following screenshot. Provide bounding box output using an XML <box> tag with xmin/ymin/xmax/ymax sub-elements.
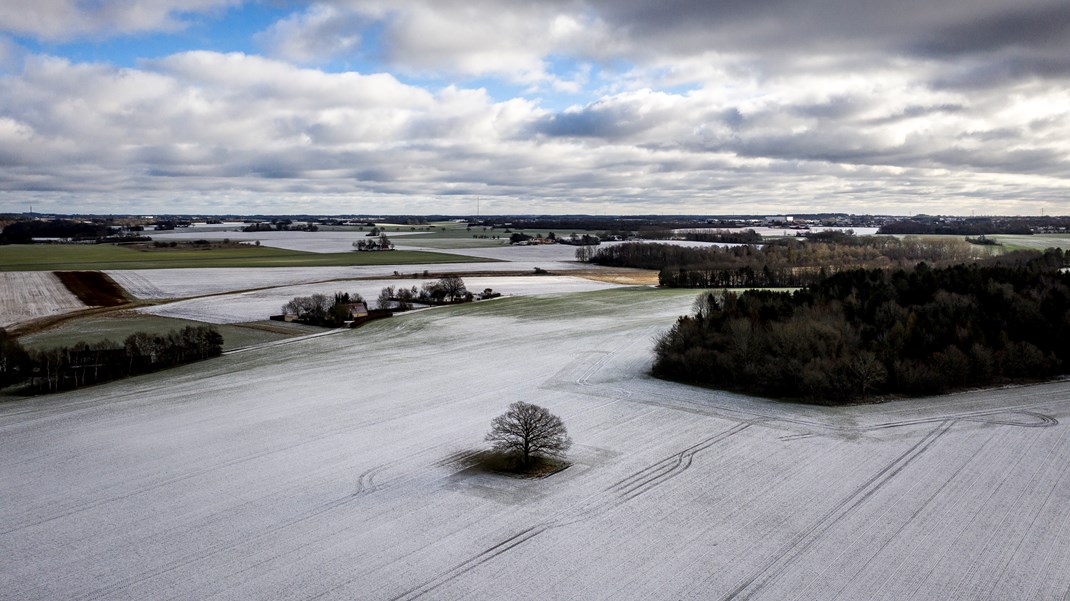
<box><xmin>0</xmin><ymin>219</ymin><xmax>114</xmax><ymax>243</ymax></box>
<box><xmin>590</xmin><ymin>234</ymin><xmax>1010</xmax><ymax>288</ymax></box>
<box><xmin>0</xmin><ymin>326</ymin><xmax>223</xmax><ymax>394</ymax></box>
<box><xmin>877</xmin><ymin>218</ymin><xmax>1032</xmax><ymax>235</ymax></box>
<box><xmin>653</xmin><ymin>250</ymin><xmax>1070</xmax><ymax>403</ymax></box>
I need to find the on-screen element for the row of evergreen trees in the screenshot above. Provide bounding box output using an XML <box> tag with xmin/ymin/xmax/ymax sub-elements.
<box><xmin>653</xmin><ymin>250</ymin><xmax>1070</xmax><ymax>403</ymax></box>
<box><xmin>0</xmin><ymin>326</ymin><xmax>223</xmax><ymax>394</ymax></box>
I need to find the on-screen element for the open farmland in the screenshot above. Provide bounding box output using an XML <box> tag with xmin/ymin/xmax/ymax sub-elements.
<box><xmin>107</xmin><ymin>262</ymin><xmax>592</xmax><ymax>300</ymax></box>
<box><xmin>17</xmin><ymin>314</ymin><xmax>312</xmax><ymax>352</ymax></box>
<box><xmin>2</xmin><ymin>287</ymin><xmax>1069</xmax><ymax>600</ymax></box>
<box><xmin>991</xmin><ymin>233</ymin><xmax>1070</xmax><ymax>251</ymax></box>
<box><xmin>136</xmin><ymin>275</ymin><xmax>630</xmax><ymax>324</ymax></box>
<box><xmin>149</xmin><ymin>229</ymin><xmax>427</xmax><ymax>254</ymax></box>
<box><xmin>0</xmin><ymin>272</ymin><xmax>86</xmax><ymax>328</ymax></box>
<box><xmin>0</xmin><ymin>244</ymin><xmax>482</xmax><ymax>271</ymax></box>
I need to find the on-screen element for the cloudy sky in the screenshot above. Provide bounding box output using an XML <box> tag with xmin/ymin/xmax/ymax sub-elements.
<box><xmin>1</xmin><ymin>0</ymin><xmax>1068</xmax><ymax>216</ymax></box>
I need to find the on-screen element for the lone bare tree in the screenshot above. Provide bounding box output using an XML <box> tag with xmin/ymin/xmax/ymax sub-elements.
<box><xmin>485</xmin><ymin>401</ymin><xmax>572</xmax><ymax>466</ymax></box>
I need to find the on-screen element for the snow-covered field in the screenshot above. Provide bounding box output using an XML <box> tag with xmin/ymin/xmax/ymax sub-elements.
<box><xmin>107</xmin><ymin>262</ymin><xmax>587</xmax><ymax>300</ymax></box>
<box><xmin>3</xmin><ymin>287</ymin><xmax>1069</xmax><ymax>600</ymax></box>
<box><xmin>149</xmin><ymin>228</ymin><xmax>424</xmax><ymax>254</ymax></box>
<box><xmin>398</xmin><ymin>239</ymin><xmax>739</xmax><ymax>262</ymax></box>
<box><xmin>138</xmin><ymin>276</ymin><xmax>631</xmax><ymax>324</ymax></box>
<box><xmin>0</xmin><ymin>272</ymin><xmax>86</xmax><ymax>328</ymax></box>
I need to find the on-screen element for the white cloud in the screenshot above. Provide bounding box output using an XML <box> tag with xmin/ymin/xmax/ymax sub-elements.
<box><xmin>255</xmin><ymin>4</ymin><xmax>364</xmax><ymax>63</ymax></box>
<box><xmin>2</xmin><ymin>1</ymin><xmax>1070</xmax><ymax>215</ymax></box>
<box><xmin>259</xmin><ymin>1</ymin><xmax>621</xmax><ymax>87</ymax></box>
<box><xmin>3</xmin><ymin>47</ymin><xmax>1070</xmax><ymax>215</ymax></box>
<box><xmin>0</xmin><ymin>0</ymin><xmax>240</xmax><ymax>40</ymax></box>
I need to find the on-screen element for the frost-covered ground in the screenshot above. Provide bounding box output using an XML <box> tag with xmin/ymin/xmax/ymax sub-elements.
<box><xmin>138</xmin><ymin>276</ymin><xmax>630</xmax><ymax>324</ymax></box>
<box><xmin>149</xmin><ymin>229</ymin><xmax>424</xmax><ymax>254</ymax></box>
<box><xmin>396</xmin><ymin>239</ymin><xmax>735</xmax><ymax>262</ymax></box>
<box><xmin>0</xmin><ymin>272</ymin><xmax>86</xmax><ymax>328</ymax></box>
<box><xmin>107</xmin><ymin>262</ymin><xmax>587</xmax><ymax>300</ymax></box>
<box><xmin>3</xmin><ymin>287</ymin><xmax>1069</xmax><ymax>601</ymax></box>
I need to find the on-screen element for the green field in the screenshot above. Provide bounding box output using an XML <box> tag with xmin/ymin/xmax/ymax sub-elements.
<box><xmin>990</xmin><ymin>234</ymin><xmax>1070</xmax><ymax>251</ymax></box>
<box><xmin>0</xmin><ymin>244</ymin><xmax>489</xmax><ymax>271</ymax></box>
<box><xmin>18</xmin><ymin>314</ymin><xmax>317</xmax><ymax>351</ymax></box>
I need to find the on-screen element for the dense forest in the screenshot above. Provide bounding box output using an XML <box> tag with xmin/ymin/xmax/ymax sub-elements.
<box><xmin>589</xmin><ymin>235</ymin><xmax>1008</xmax><ymax>288</ymax></box>
<box><xmin>679</xmin><ymin>229</ymin><xmax>764</xmax><ymax>244</ymax></box>
<box><xmin>0</xmin><ymin>219</ymin><xmax>114</xmax><ymax>244</ymax></box>
<box><xmin>0</xmin><ymin>326</ymin><xmax>223</xmax><ymax>393</ymax></box>
<box><xmin>652</xmin><ymin>250</ymin><xmax>1070</xmax><ymax>404</ymax></box>
<box><xmin>877</xmin><ymin>218</ymin><xmax>1032</xmax><ymax>235</ymax></box>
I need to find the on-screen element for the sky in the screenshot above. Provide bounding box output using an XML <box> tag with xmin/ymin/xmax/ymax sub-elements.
<box><xmin>1</xmin><ymin>1</ymin><xmax>1068</xmax><ymax>216</ymax></box>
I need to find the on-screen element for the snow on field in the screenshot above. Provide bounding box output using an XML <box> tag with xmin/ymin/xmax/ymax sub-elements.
<box><xmin>395</xmin><ymin>239</ymin><xmax>588</xmax><ymax>262</ymax></box>
<box><xmin>398</xmin><ymin>239</ymin><xmax>737</xmax><ymax>262</ymax></box>
<box><xmin>0</xmin><ymin>271</ymin><xmax>86</xmax><ymax>328</ymax></box>
<box><xmin>108</xmin><ymin>262</ymin><xmax>589</xmax><ymax>300</ymax></box>
<box><xmin>3</xmin><ymin>287</ymin><xmax>1069</xmax><ymax>601</ymax></box>
<box><xmin>150</xmin><ymin>229</ymin><xmax>422</xmax><ymax>254</ymax></box>
<box><xmin>137</xmin><ymin>276</ymin><xmax>630</xmax><ymax>324</ymax></box>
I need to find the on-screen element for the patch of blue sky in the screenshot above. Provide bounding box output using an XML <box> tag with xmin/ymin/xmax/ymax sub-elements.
<box><xmin>306</xmin><ymin>20</ymin><xmax>386</xmax><ymax>75</ymax></box>
<box><xmin>11</xmin><ymin>3</ymin><xmax>289</xmax><ymax>67</ymax></box>
<box><xmin>400</xmin><ymin>55</ymin><xmax>614</xmax><ymax>111</ymax></box>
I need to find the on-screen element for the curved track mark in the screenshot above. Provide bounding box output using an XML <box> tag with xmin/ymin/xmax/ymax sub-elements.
<box><xmin>391</xmin><ymin>420</ymin><xmax>758</xmax><ymax>600</ymax></box>
<box><xmin>720</xmin><ymin>420</ymin><xmax>954</xmax><ymax>601</ymax></box>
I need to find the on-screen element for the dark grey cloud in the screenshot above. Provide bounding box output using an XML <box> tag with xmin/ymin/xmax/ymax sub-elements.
<box><xmin>915</xmin><ymin>4</ymin><xmax>1070</xmax><ymax>57</ymax></box>
<box><xmin>933</xmin><ymin>55</ymin><xmax>1070</xmax><ymax>89</ymax></box>
<box><xmin>864</xmin><ymin>105</ymin><xmax>965</xmax><ymax>126</ymax></box>
<box><xmin>534</xmin><ymin>102</ymin><xmax>665</xmax><ymax>138</ymax></box>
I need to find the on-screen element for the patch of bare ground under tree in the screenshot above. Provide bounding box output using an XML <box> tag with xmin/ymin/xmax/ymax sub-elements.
<box><xmin>447</xmin><ymin>449</ymin><xmax>571</xmax><ymax>479</ymax></box>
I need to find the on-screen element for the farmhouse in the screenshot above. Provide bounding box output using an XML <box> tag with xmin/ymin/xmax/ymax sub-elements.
<box><xmin>346</xmin><ymin>302</ymin><xmax>369</xmax><ymax>319</ymax></box>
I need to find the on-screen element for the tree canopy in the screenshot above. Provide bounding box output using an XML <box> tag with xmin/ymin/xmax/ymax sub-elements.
<box><xmin>485</xmin><ymin>401</ymin><xmax>572</xmax><ymax>465</ymax></box>
<box><xmin>653</xmin><ymin>250</ymin><xmax>1070</xmax><ymax>403</ymax></box>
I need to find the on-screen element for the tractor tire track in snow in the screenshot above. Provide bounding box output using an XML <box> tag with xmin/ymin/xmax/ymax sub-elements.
<box><xmin>222</xmin><ymin>327</ymin><xmax>348</xmax><ymax>355</ymax></box>
<box><xmin>719</xmin><ymin>420</ymin><xmax>955</xmax><ymax>601</ymax></box>
<box><xmin>716</xmin><ymin>409</ymin><xmax>1058</xmax><ymax>601</ymax></box>
<box><xmin>77</xmin><ymin>444</ymin><xmax>474</xmax><ymax>601</ymax></box>
<box><xmin>391</xmin><ymin>420</ymin><xmax>759</xmax><ymax>600</ymax></box>
<box><xmin>390</xmin><ymin>405</ymin><xmax>1059</xmax><ymax>601</ymax></box>
<box><xmin>717</xmin><ymin>407</ymin><xmax>1056</xmax><ymax>601</ymax></box>
<box><xmin>606</xmin><ymin>420</ymin><xmax>757</xmax><ymax>504</ymax></box>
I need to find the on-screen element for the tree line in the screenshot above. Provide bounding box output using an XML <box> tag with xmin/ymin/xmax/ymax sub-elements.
<box><xmin>1</xmin><ymin>219</ymin><xmax>118</xmax><ymax>244</ymax></box>
<box><xmin>877</xmin><ymin>218</ymin><xmax>1032</xmax><ymax>235</ymax></box>
<box><xmin>377</xmin><ymin>275</ymin><xmax>472</xmax><ymax>309</ymax></box>
<box><xmin>589</xmin><ymin>235</ymin><xmax>999</xmax><ymax>288</ymax></box>
<box><xmin>0</xmin><ymin>326</ymin><xmax>223</xmax><ymax>394</ymax></box>
<box><xmin>281</xmin><ymin>292</ymin><xmax>367</xmax><ymax>326</ymax></box>
<box><xmin>280</xmin><ymin>277</ymin><xmax>474</xmax><ymax>326</ymax></box>
<box><xmin>653</xmin><ymin>250</ymin><xmax>1070</xmax><ymax>404</ymax></box>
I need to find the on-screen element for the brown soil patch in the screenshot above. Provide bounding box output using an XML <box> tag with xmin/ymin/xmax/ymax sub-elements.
<box><xmin>55</xmin><ymin>271</ymin><xmax>129</xmax><ymax>307</ymax></box>
<box><xmin>570</xmin><ymin>267</ymin><xmax>660</xmax><ymax>285</ymax></box>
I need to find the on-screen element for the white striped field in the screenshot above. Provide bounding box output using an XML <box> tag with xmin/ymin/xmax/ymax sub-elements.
<box><xmin>0</xmin><ymin>271</ymin><xmax>86</xmax><ymax>328</ymax></box>
<box><xmin>2</xmin><ymin>287</ymin><xmax>1069</xmax><ymax>600</ymax></box>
